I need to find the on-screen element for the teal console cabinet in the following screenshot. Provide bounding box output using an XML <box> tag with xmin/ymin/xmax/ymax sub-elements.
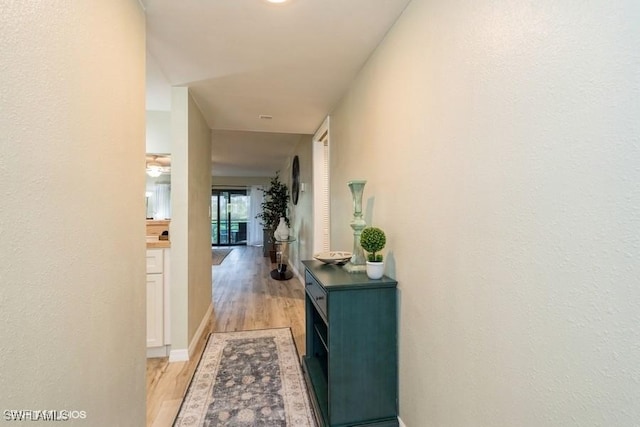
<box><xmin>302</xmin><ymin>260</ymin><xmax>398</xmax><ymax>427</ymax></box>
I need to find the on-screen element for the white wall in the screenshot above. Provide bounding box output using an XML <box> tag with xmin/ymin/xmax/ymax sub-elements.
<box><xmin>330</xmin><ymin>0</ymin><xmax>640</xmax><ymax>425</ymax></box>
<box><xmin>0</xmin><ymin>2</ymin><xmax>146</xmax><ymax>425</ymax></box>
<box><xmin>146</xmin><ymin>110</ymin><xmax>172</xmax><ymax>154</ymax></box>
<box><xmin>286</xmin><ymin>136</ymin><xmax>314</xmax><ymax>277</ymax></box>
<box><xmin>212</xmin><ymin>176</ymin><xmax>271</xmax><ymax>187</ymax></box>
<box><xmin>171</xmin><ymin>87</ymin><xmax>190</xmax><ymax>350</ymax></box>
<box><xmin>170</xmin><ymin>87</ymin><xmax>212</xmax><ymax>353</ymax></box>
<box><xmin>146</xmin><ymin>110</ymin><xmax>172</xmax><ymax>219</ymax></box>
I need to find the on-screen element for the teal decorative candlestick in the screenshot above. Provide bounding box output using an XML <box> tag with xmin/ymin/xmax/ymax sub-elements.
<box><xmin>344</xmin><ymin>180</ymin><xmax>367</xmax><ymax>273</ymax></box>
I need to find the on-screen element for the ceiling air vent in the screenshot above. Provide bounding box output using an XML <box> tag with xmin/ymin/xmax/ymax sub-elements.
<box><xmin>259</xmin><ymin>115</ymin><xmax>273</xmax><ymax>120</ymax></box>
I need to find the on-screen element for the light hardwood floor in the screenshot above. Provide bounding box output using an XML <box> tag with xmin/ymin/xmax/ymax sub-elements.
<box><xmin>146</xmin><ymin>245</ymin><xmax>307</xmax><ymax>427</ymax></box>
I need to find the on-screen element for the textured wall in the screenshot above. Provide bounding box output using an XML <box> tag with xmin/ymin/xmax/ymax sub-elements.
<box><xmin>330</xmin><ymin>0</ymin><xmax>640</xmax><ymax>425</ymax></box>
<box><xmin>170</xmin><ymin>87</ymin><xmax>213</xmax><ymax>352</ymax></box>
<box><xmin>187</xmin><ymin>92</ymin><xmax>213</xmax><ymax>343</ymax></box>
<box><xmin>0</xmin><ymin>1</ymin><xmax>146</xmax><ymax>425</ymax></box>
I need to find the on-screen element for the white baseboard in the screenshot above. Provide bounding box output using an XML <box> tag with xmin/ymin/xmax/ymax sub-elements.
<box><xmin>169</xmin><ymin>302</ymin><xmax>213</xmax><ymax>363</ymax></box>
<box><xmin>189</xmin><ymin>302</ymin><xmax>213</xmax><ymax>358</ymax></box>
<box><xmin>146</xmin><ymin>345</ymin><xmax>169</xmax><ymax>358</ymax></box>
<box><xmin>398</xmin><ymin>416</ymin><xmax>407</xmax><ymax>427</ymax></box>
<box><xmin>169</xmin><ymin>348</ymin><xmax>189</xmax><ymax>362</ymax></box>
<box><xmin>289</xmin><ymin>262</ymin><xmax>305</xmax><ymax>288</ymax></box>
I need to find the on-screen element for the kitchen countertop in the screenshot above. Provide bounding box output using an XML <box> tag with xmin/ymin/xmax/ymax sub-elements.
<box><xmin>146</xmin><ymin>240</ymin><xmax>171</xmax><ymax>249</ymax></box>
<box><xmin>146</xmin><ymin>219</ymin><xmax>170</xmax><ymax>249</ymax></box>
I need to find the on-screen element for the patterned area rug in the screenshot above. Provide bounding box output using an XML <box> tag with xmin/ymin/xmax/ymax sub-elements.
<box><xmin>212</xmin><ymin>248</ymin><xmax>233</xmax><ymax>265</ymax></box>
<box><xmin>174</xmin><ymin>328</ymin><xmax>315</xmax><ymax>426</ymax></box>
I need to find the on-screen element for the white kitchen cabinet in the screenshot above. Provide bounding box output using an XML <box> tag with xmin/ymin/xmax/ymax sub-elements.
<box><xmin>146</xmin><ymin>248</ymin><xmax>170</xmax><ymax>355</ymax></box>
<box><xmin>146</xmin><ymin>273</ymin><xmax>164</xmax><ymax>347</ymax></box>
<box><xmin>146</xmin><ymin>249</ymin><xmax>164</xmax><ymax>274</ymax></box>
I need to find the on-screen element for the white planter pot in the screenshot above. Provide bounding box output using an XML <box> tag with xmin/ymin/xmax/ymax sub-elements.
<box><xmin>365</xmin><ymin>261</ymin><xmax>384</xmax><ymax>280</ymax></box>
<box><xmin>274</xmin><ymin>217</ymin><xmax>289</xmax><ymax>240</ymax></box>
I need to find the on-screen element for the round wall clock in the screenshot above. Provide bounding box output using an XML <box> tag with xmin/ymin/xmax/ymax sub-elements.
<box><xmin>291</xmin><ymin>155</ymin><xmax>300</xmax><ymax>205</ymax></box>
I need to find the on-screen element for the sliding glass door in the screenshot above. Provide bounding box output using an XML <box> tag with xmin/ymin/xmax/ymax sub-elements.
<box><xmin>211</xmin><ymin>190</ymin><xmax>249</xmax><ymax>246</ymax></box>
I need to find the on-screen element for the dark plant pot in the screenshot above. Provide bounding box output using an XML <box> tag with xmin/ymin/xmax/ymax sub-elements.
<box><xmin>262</xmin><ymin>228</ymin><xmax>275</xmax><ymax>257</ymax></box>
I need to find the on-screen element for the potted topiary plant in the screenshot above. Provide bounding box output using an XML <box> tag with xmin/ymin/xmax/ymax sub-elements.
<box><xmin>256</xmin><ymin>172</ymin><xmax>290</xmax><ymax>261</ymax></box>
<box><xmin>360</xmin><ymin>226</ymin><xmax>386</xmax><ymax>279</ymax></box>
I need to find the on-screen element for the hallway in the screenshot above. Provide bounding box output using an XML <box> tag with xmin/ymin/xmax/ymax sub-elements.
<box><xmin>146</xmin><ymin>245</ymin><xmax>307</xmax><ymax>426</ymax></box>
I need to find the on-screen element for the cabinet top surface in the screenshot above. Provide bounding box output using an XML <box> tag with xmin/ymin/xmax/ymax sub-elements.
<box><xmin>146</xmin><ymin>241</ymin><xmax>171</xmax><ymax>249</ymax></box>
<box><xmin>302</xmin><ymin>260</ymin><xmax>397</xmax><ymax>290</ymax></box>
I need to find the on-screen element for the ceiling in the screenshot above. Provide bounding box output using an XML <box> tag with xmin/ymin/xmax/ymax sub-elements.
<box><xmin>143</xmin><ymin>0</ymin><xmax>411</xmax><ymax>177</ymax></box>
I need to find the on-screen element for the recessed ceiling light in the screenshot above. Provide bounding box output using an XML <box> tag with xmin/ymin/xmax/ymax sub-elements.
<box><xmin>265</xmin><ymin>0</ymin><xmax>288</xmax><ymax>3</ymax></box>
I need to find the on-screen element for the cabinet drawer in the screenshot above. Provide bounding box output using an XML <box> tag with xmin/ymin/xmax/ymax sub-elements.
<box><xmin>146</xmin><ymin>249</ymin><xmax>163</xmax><ymax>274</ymax></box>
<box><xmin>305</xmin><ymin>272</ymin><xmax>327</xmax><ymax>320</ymax></box>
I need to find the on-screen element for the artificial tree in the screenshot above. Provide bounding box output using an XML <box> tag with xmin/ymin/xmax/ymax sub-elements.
<box><xmin>256</xmin><ymin>172</ymin><xmax>290</xmax><ymax>258</ymax></box>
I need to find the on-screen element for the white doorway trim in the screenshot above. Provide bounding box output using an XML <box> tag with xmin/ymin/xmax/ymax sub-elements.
<box><xmin>312</xmin><ymin>116</ymin><xmax>330</xmax><ymax>254</ymax></box>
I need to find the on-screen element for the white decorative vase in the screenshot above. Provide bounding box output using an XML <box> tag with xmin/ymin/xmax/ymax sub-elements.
<box><xmin>365</xmin><ymin>261</ymin><xmax>384</xmax><ymax>280</ymax></box>
<box><xmin>274</xmin><ymin>217</ymin><xmax>289</xmax><ymax>241</ymax></box>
